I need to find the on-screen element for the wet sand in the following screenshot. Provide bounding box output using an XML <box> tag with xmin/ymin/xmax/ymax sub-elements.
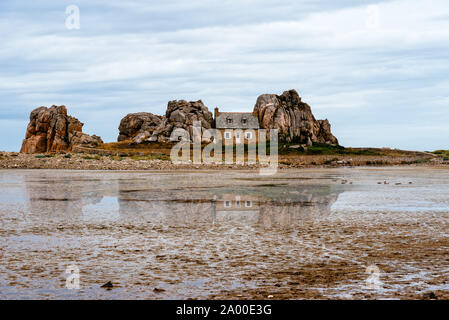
<box><xmin>0</xmin><ymin>167</ymin><xmax>448</xmax><ymax>299</ymax></box>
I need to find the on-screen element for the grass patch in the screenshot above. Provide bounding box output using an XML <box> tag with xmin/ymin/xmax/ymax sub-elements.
<box><xmin>82</xmin><ymin>155</ymin><xmax>101</xmax><ymax>160</ymax></box>
<box><xmin>129</xmin><ymin>154</ymin><xmax>171</xmax><ymax>161</ymax></box>
<box><xmin>413</xmin><ymin>158</ymin><xmax>431</xmax><ymax>164</ymax></box>
<box><xmin>433</xmin><ymin>150</ymin><xmax>449</xmax><ymax>157</ymax></box>
<box><xmin>128</xmin><ymin>154</ymin><xmax>171</xmax><ymax>161</ymax></box>
<box><xmin>306</xmin><ymin>144</ymin><xmax>345</xmax><ymax>155</ymax></box>
<box><xmin>35</xmin><ymin>154</ymin><xmax>54</xmax><ymax>159</ymax></box>
<box><xmin>97</xmin><ymin>141</ymin><xmax>423</xmax><ymax>161</ymax></box>
<box><xmin>279</xmin><ymin>143</ymin><xmax>384</xmax><ymax>156</ymax></box>
<box><xmin>129</xmin><ymin>155</ymin><xmax>151</xmax><ymax>161</ymax></box>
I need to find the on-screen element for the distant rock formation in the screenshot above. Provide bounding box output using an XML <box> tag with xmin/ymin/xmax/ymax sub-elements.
<box><xmin>117</xmin><ymin>112</ymin><xmax>163</xmax><ymax>142</ymax></box>
<box><xmin>253</xmin><ymin>89</ymin><xmax>338</xmax><ymax>145</ymax></box>
<box><xmin>20</xmin><ymin>105</ymin><xmax>103</xmax><ymax>153</ymax></box>
<box><xmin>118</xmin><ymin>100</ymin><xmax>214</xmax><ymax>143</ymax></box>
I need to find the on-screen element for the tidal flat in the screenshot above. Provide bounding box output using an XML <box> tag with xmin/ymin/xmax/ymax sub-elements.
<box><xmin>0</xmin><ymin>168</ymin><xmax>448</xmax><ymax>299</ymax></box>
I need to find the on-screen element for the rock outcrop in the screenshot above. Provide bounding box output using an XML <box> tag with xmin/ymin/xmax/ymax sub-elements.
<box><xmin>313</xmin><ymin>119</ymin><xmax>338</xmax><ymax>145</ymax></box>
<box><xmin>20</xmin><ymin>105</ymin><xmax>103</xmax><ymax>153</ymax></box>
<box><xmin>115</xmin><ymin>91</ymin><xmax>337</xmax><ymax>145</ymax></box>
<box><xmin>118</xmin><ymin>100</ymin><xmax>214</xmax><ymax>143</ymax></box>
<box><xmin>117</xmin><ymin>112</ymin><xmax>163</xmax><ymax>142</ymax></box>
<box><xmin>253</xmin><ymin>89</ymin><xmax>338</xmax><ymax>145</ymax></box>
<box><xmin>154</xmin><ymin>100</ymin><xmax>213</xmax><ymax>142</ymax></box>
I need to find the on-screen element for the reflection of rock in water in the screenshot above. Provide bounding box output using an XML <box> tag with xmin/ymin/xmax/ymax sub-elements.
<box><xmin>26</xmin><ymin>174</ymin><xmax>85</xmax><ymax>218</ymax></box>
<box><xmin>118</xmin><ymin>179</ymin><xmax>214</xmax><ymax>226</ymax></box>
<box><xmin>25</xmin><ymin>174</ymin><xmax>119</xmax><ymax>222</ymax></box>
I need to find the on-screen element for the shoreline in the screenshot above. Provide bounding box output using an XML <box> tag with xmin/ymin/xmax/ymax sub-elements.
<box><xmin>1</xmin><ymin>151</ymin><xmax>447</xmax><ymax>170</ymax></box>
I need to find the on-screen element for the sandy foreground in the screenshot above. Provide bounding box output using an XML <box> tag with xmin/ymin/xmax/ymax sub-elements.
<box><xmin>0</xmin><ymin>167</ymin><xmax>448</xmax><ymax>299</ymax></box>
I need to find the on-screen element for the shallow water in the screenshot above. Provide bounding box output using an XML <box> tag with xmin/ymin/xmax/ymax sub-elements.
<box><xmin>0</xmin><ymin>168</ymin><xmax>448</xmax><ymax>299</ymax></box>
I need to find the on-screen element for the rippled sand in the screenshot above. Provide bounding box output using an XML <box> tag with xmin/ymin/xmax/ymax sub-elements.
<box><xmin>0</xmin><ymin>168</ymin><xmax>448</xmax><ymax>299</ymax></box>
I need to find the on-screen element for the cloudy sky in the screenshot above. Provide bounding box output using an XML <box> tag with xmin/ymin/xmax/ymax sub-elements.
<box><xmin>1</xmin><ymin>0</ymin><xmax>448</xmax><ymax>151</ymax></box>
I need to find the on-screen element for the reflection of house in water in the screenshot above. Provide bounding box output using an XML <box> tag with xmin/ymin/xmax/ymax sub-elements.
<box><xmin>212</xmin><ymin>185</ymin><xmax>344</xmax><ymax>228</ymax></box>
<box><xmin>214</xmin><ymin>194</ymin><xmax>260</xmax><ymax>224</ymax></box>
<box><xmin>25</xmin><ymin>173</ymin><xmax>345</xmax><ymax>229</ymax></box>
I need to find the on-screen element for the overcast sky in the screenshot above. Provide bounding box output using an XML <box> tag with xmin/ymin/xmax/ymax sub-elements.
<box><xmin>0</xmin><ymin>0</ymin><xmax>448</xmax><ymax>151</ymax></box>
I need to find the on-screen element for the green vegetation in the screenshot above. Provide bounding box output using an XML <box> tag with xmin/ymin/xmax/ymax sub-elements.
<box><xmin>305</xmin><ymin>143</ymin><xmax>345</xmax><ymax>155</ymax></box>
<box><xmin>279</xmin><ymin>143</ymin><xmax>384</xmax><ymax>156</ymax></box>
<box><xmin>64</xmin><ymin>154</ymin><xmax>72</xmax><ymax>158</ymax></box>
<box><xmin>433</xmin><ymin>150</ymin><xmax>449</xmax><ymax>157</ymax></box>
<box><xmin>128</xmin><ymin>154</ymin><xmax>171</xmax><ymax>161</ymax></box>
<box><xmin>82</xmin><ymin>155</ymin><xmax>101</xmax><ymax>160</ymax></box>
<box><xmin>414</xmin><ymin>158</ymin><xmax>431</xmax><ymax>164</ymax></box>
<box><xmin>35</xmin><ymin>154</ymin><xmax>54</xmax><ymax>159</ymax></box>
<box><xmin>431</xmin><ymin>150</ymin><xmax>449</xmax><ymax>162</ymax></box>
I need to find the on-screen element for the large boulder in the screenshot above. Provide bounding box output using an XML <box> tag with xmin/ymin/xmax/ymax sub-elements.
<box><xmin>117</xmin><ymin>112</ymin><xmax>163</xmax><ymax>142</ymax></box>
<box><xmin>20</xmin><ymin>105</ymin><xmax>103</xmax><ymax>153</ymax></box>
<box><xmin>150</xmin><ymin>100</ymin><xmax>214</xmax><ymax>143</ymax></box>
<box><xmin>253</xmin><ymin>89</ymin><xmax>338</xmax><ymax>145</ymax></box>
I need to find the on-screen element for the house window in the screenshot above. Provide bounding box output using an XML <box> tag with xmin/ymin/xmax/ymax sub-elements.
<box><xmin>225</xmin><ymin>132</ymin><xmax>231</xmax><ymax>139</ymax></box>
<box><xmin>241</xmin><ymin>118</ymin><xmax>247</xmax><ymax>125</ymax></box>
<box><xmin>236</xmin><ymin>133</ymin><xmax>240</xmax><ymax>139</ymax></box>
<box><xmin>226</xmin><ymin>118</ymin><xmax>233</xmax><ymax>124</ymax></box>
<box><xmin>245</xmin><ymin>201</ymin><xmax>252</xmax><ymax>207</ymax></box>
<box><xmin>245</xmin><ymin>132</ymin><xmax>252</xmax><ymax>139</ymax></box>
<box><xmin>224</xmin><ymin>200</ymin><xmax>231</xmax><ymax>207</ymax></box>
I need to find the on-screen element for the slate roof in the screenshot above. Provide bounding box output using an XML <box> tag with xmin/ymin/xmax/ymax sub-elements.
<box><xmin>215</xmin><ymin>112</ymin><xmax>259</xmax><ymax>129</ymax></box>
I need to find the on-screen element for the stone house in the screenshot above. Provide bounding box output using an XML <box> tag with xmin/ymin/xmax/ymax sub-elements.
<box><xmin>214</xmin><ymin>107</ymin><xmax>259</xmax><ymax>145</ymax></box>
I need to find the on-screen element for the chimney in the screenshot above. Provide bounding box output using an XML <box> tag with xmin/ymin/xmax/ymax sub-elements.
<box><xmin>214</xmin><ymin>107</ymin><xmax>219</xmax><ymax>119</ymax></box>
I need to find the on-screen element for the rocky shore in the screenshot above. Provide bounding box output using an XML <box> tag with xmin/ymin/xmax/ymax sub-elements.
<box><xmin>1</xmin><ymin>151</ymin><xmax>446</xmax><ymax>170</ymax></box>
